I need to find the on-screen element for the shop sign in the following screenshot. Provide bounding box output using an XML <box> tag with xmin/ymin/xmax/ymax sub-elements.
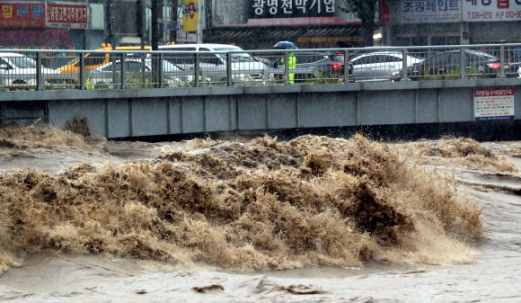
<box><xmin>250</xmin><ymin>0</ymin><xmax>336</xmax><ymax>19</ymax></box>
<box><xmin>0</xmin><ymin>2</ymin><xmax>45</xmax><ymax>28</ymax></box>
<box><xmin>182</xmin><ymin>0</ymin><xmax>205</xmax><ymax>32</ymax></box>
<box><xmin>398</xmin><ymin>0</ymin><xmax>461</xmax><ymax>23</ymax></box>
<box><xmin>474</xmin><ymin>88</ymin><xmax>515</xmax><ymax>121</ymax></box>
<box><xmin>47</xmin><ymin>3</ymin><xmax>88</xmax><ymax>29</ymax></box>
<box><xmin>381</xmin><ymin>3</ymin><xmax>390</xmax><ymax>24</ymax></box>
<box><xmin>463</xmin><ymin>0</ymin><xmax>521</xmax><ymax>21</ymax></box>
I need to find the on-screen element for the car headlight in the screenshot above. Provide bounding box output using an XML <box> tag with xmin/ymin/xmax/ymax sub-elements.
<box><xmin>391</xmin><ymin>71</ymin><xmax>400</xmax><ymax>77</ymax></box>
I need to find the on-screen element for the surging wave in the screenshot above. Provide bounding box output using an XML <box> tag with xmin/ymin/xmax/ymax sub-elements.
<box><xmin>0</xmin><ymin>131</ymin><xmax>484</xmax><ymax>274</ymax></box>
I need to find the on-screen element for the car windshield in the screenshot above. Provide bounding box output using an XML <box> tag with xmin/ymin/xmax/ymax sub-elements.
<box><xmin>7</xmin><ymin>56</ymin><xmax>37</xmax><ymax>68</ymax></box>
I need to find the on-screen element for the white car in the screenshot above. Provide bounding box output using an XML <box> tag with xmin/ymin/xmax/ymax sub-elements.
<box><xmin>0</xmin><ymin>52</ymin><xmax>62</xmax><ymax>89</ymax></box>
<box><xmin>88</xmin><ymin>58</ymin><xmax>198</xmax><ymax>89</ymax></box>
<box><xmin>158</xmin><ymin>43</ymin><xmax>273</xmax><ymax>84</ymax></box>
<box><xmin>349</xmin><ymin>51</ymin><xmax>424</xmax><ymax>82</ymax></box>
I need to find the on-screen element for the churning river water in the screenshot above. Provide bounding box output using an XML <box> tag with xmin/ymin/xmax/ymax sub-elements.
<box><xmin>0</xmin><ymin>124</ymin><xmax>520</xmax><ymax>302</ymax></box>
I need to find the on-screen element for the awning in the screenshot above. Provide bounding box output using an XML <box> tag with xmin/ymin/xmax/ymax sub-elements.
<box><xmin>206</xmin><ymin>25</ymin><xmax>361</xmax><ymax>46</ymax></box>
<box><xmin>0</xmin><ymin>29</ymin><xmax>73</xmax><ymax>47</ymax></box>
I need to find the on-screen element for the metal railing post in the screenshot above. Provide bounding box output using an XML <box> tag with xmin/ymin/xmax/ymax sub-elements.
<box><xmin>36</xmin><ymin>52</ymin><xmax>43</xmax><ymax>91</ymax></box>
<box><xmin>284</xmin><ymin>51</ymin><xmax>289</xmax><ymax>85</ymax></box>
<box><xmin>120</xmin><ymin>53</ymin><xmax>126</xmax><ymax>89</ymax></box>
<box><xmin>227</xmin><ymin>52</ymin><xmax>232</xmax><ymax>86</ymax></box>
<box><xmin>111</xmin><ymin>51</ymin><xmax>117</xmax><ymax>87</ymax></box>
<box><xmin>402</xmin><ymin>48</ymin><xmax>408</xmax><ymax>81</ymax></box>
<box><xmin>344</xmin><ymin>48</ymin><xmax>349</xmax><ymax>84</ymax></box>
<box><xmin>500</xmin><ymin>45</ymin><xmax>505</xmax><ymax>78</ymax></box>
<box><xmin>460</xmin><ymin>46</ymin><xmax>466</xmax><ymax>79</ymax></box>
<box><xmin>159</xmin><ymin>53</ymin><xmax>164</xmax><ymax>88</ymax></box>
<box><xmin>141</xmin><ymin>54</ymin><xmax>146</xmax><ymax>86</ymax></box>
<box><xmin>194</xmin><ymin>53</ymin><xmax>200</xmax><ymax>87</ymax></box>
<box><xmin>80</xmin><ymin>52</ymin><xmax>86</xmax><ymax>90</ymax></box>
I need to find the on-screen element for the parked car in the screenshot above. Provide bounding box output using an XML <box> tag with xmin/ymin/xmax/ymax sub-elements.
<box><xmin>348</xmin><ymin>51</ymin><xmax>424</xmax><ymax>82</ymax></box>
<box><xmin>0</xmin><ymin>52</ymin><xmax>62</xmax><ymax>89</ymax></box>
<box><xmin>159</xmin><ymin>43</ymin><xmax>273</xmax><ymax>84</ymax></box>
<box><xmin>401</xmin><ymin>50</ymin><xmax>506</xmax><ymax>81</ymax></box>
<box><xmin>56</xmin><ymin>43</ymin><xmax>152</xmax><ymax>76</ymax></box>
<box><xmin>88</xmin><ymin>58</ymin><xmax>197</xmax><ymax>89</ymax></box>
<box><xmin>504</xmin><ymin>61</ymin><xmax>521</xmax><ymax>78</ymax></box>
<box><xmin>269</xmin><ymin>51</ymin><xmax>345</xmax><ymax>83</ymax></box>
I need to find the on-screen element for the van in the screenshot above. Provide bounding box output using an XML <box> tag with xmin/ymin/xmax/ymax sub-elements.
<box><xmin>56</xmin><ymin>43</ymin><xmax>152</xmax><ymax>75</ymax></box>
<box><xmin>158</xmin><ymin>43</ymin><xmax>272</xmax><ymax>84</ymax></box>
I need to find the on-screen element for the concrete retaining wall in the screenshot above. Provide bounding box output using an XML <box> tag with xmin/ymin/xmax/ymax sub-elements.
<box><xmin>1</xmin><ymin>78</ymin><xmax>521</xmax><ymax>139</ymax></box>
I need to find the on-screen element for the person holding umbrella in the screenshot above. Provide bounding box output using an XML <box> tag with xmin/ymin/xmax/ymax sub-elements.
<box><xmin>274</xmin><ymin>41</ymin><xmax>297</xmax><ymax>84</ymax></box>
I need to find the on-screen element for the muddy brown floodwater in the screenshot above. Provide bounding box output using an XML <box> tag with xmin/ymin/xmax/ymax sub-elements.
<box><xmin>0</xmin><ymin>124</ymin><xmax>520</xmax><ymax>302</ymax></box>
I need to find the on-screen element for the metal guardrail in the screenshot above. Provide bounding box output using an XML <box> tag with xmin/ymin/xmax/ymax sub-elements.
<box><xmin>1</xmin><ymin>43</ymin><xmax>521</xmax><ymax>91</ymax></box>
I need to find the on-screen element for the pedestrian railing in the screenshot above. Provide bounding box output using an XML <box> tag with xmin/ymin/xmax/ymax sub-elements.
<box><xmin>1</xmin><ymin>43</ymin><xmax>521</xmax><ymax>92</ymax></box>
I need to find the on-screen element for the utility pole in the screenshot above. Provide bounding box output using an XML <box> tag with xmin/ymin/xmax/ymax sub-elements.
<box><xmin>197</xmin><ymin>0</ymin><xmax>202</xmax><ymax>43</ymax></box>
<box><xmin>139</xmin><ymin>0</ymin><xmax>146</xmax><ymax>49</ymax></box>
<box><xmin>106</xmin><ymin>0</ymin><xmax>116</xmax><ymax>49</ymax></box>
<box><xmin>151</xmin><ymin>0</ymin><xmax>160</xmax><ymax>50</ymax></box>
<box><xmin>151</xmin><ymin>0</ymin><xmax>161</xmax><ymax>86</ymax></box>
<box><xmin>170</xmin><ymin>0</ymin><xmax>178</xmax><ymax>43</ymax></box>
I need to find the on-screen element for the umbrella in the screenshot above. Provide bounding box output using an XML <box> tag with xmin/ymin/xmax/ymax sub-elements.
<box><xmin>273</xmin><ymin>41</ymin><xmax>298</xmax><ymax>49</ymax></box>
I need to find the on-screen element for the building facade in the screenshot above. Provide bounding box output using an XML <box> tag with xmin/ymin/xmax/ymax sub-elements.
<box><xmin>389</xmin><ymin>0</ymin><xmax>521</xmax><ymax>48</ymax></box>
<box><xmin>0</xmin><ymin>0</ymin><xmax>106</xmax><ymax>67</ymax></box>
<box><xmin>204</xmin><ymin>0</ymin><xmax>363</xmax><ymax>49</ymax></box>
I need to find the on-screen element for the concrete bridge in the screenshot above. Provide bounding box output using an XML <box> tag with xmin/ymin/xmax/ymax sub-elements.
<box><xmin>1</xmin><ymin>78</ymin><xmax>521</xmax><ymax>141</ymax></box>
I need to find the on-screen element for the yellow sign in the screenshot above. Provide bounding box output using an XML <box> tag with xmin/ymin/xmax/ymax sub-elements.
<box><xmin>182</xmin><ymin>0</ymin><xmax>200</xmax><ymax>32</ymax></box>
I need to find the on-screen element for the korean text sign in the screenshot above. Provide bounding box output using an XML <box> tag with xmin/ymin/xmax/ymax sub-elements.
<box><xmin>250</xmin><ymin>0</ymin><xmax>336</xmax><ymax>19</ymax></box>
<box><xmin>399</xmin><ymin>0</ymin><xmax>462</xmax><ymax>23</ymax></box>
<box><xmin>47</xmin><ymin>3</ymin><xmax>88</xmax><ymax>29</ymax></box>
<box><xmin>463</xmin><ymin>0</ymin><xmax>521</xmax><ymax>21</ymax></box>
<box><xmin>474</xmin><ymin>88</ymin><xmax>515</xmax><ymax>121</ymax></box>
<box><xmin>0</xmin><ymin>2</ymin><xmax>45</xmax><ymax>28</ymax></box>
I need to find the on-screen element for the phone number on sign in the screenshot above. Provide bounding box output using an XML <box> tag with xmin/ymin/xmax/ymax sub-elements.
<box><xmin>467</xmin><ymin>10</ymin><xmax>521</xmax><ymax>19</ymax></box>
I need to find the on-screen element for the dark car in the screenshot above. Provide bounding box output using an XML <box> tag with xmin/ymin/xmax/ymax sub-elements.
<box><xmin>403</xmin><ymin>50</ymin><xmax>505</xmax><ymax>81</ymax></box>
<box><xmin>504</xmin><ymin>61</ymin><xmax>521</xmax><ymax>78</ymax></box>
<box><xmin>269</xmin><ymin>51</ymin><xmax>345</xmax><ymax>83</ymax></box>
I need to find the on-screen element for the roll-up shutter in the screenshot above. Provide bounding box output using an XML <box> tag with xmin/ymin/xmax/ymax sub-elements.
<box><xmin>469</xmin><ymin>22</ymin><xmax>521</xmax><ymax>43</ymax></box>
<box><xmin>0</xmin><ymin>29</ymin><xmax>72</xmax><ymax>48</ymax></box>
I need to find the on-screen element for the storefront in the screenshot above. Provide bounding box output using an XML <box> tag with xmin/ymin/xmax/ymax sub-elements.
<box><xmin>390</xmin><ymin>0</ymin><xmax>521</xmax><ymax>48</ymax></box>
<box><xmin>390</xmin><ymin>0</ymin><xmax>463</xmax><ymax>47</ymax></box>
<box><xmin>206</xmin><ymin>0</ymin><xmax>362</xmax><ymax>49</ymax></box>
<box><xmin>0</xmin><ymin>1</ymin><xmax>107</xmax><ymax>67</ymax></box>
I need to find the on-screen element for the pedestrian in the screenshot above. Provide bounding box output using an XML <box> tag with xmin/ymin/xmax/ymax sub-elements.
<box><xmin>281</xmin><ymin>51</ymin><xmax>297</xmax><ymax>84</ymax></box>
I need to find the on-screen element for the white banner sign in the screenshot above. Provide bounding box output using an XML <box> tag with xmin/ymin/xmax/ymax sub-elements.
<box><xmin>474</xmin><ymin>88</ymin><xmax>515</xmax><ymax>121</ymax></box>
<box><xmin>463</xmin><ymin>0</ymin><xmax>521</xmax><ymax>21</ymax></box>
<box><xmin>399</xmin><ymin>0</ymin><xmax>462</xmax><ymax>23</ymax></box>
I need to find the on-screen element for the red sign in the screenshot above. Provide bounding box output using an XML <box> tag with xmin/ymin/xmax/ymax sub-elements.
<box><xmin>474</xmin><ymin>88</ymin><xmax>515</xmax><ymax>121</ymax></box>
<box><xmin>0</xmin><ymin>2</ymin><xmax>46</xmax><ymax>28</ymax></box>
<box><xmin>498</xmin><ymin>0</ymin><xmax>510</xmax><ymax>9</ymax></box>
<box><xmin>381</xmin><ymin>3</ymin><xmax>390</xmax><ymax>25</ymax></box>
<box><xmin>47</xmin><ymin>3</ymin><xmax>87</xmax><ymax>28</ymax></box>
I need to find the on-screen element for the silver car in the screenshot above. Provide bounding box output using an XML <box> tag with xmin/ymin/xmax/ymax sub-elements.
<box><xmin>0</xmin><ymin>52</ymin><xmax>62</xmax><ymax>89</ymax></box>
<box><xmin>88</xmin><ymin>58</ymin><xmax>196</xmax><ymax>89</ymax></box>
<box><xmin>349</xmin><ymin>51</ymin><xmax>424</xmax><ymax>82</ymax></box>
<box><xmin>159</xmin><ymin>44</ymin><xmax>273</xmax><ymax>84</ymax></box>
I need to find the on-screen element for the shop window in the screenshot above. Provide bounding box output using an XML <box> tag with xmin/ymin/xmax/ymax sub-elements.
<box><xmin>447</xmin><ymin>36</ymin><xmax>460</xmax><ymax>45</ymax></box>
<box><xmin>411</xmin><ymin>37</ymin><xmax>427</xmax><ymax>46</ymax></box>
<box><xmin>431</xmin><ymin>36</ymin><xmax>446</xmax><ymax>46</ymax></box>
<box><xmin>395</xmin><ymin>37</ymin><xmax>411</xmax><ymax>46</ymax></box>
